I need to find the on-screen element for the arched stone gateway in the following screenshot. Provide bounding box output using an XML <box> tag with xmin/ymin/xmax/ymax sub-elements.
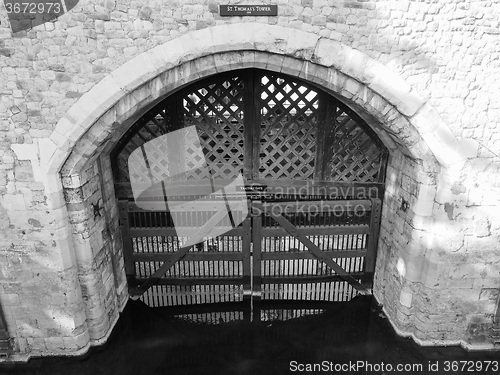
<box><xmin>7</xmin><ymin>23</ymin><xmax>499</xmax><ymax>359</ymax></box>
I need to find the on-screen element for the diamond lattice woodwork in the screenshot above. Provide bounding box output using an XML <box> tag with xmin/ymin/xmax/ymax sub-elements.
<box><xmin>114</xmin><ymin>97</ymin><xmax>181</xmax><ymax>184</ymax></box>
<box><xmin>112</xmin><ymin>69</ymin><xmax>388</xmax><ymax>197</ymax></box>
<box><xmin>183</xmin><ymin>75</ymin><xmax>245</xmax><ymax>180</ymax></box>
<box><xmin>324</xmin><ymin>108</ymin><xmax>384</xmax><ymax>183</ymax></box>
<box><xmin>258</xmin><ymin>74</ymin><xmax>319</xmax><ymax>180</ymax></box>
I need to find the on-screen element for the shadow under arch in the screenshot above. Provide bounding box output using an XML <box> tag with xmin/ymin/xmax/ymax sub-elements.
<box><xmin>42</xmin><ymin>23</ymin><xmax>480</xmax><ymax>350</ymax></box>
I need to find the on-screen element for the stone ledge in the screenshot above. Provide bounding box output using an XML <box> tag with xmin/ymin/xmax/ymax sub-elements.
<box><xmin>381</xmin><ymin>304</ymin><xmax>498</xmax><ymax>351</ymax></box>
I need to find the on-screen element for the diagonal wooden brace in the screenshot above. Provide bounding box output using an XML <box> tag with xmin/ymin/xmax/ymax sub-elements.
<box><xmin>268</xmin><ymin>212</ymin><xmax>371</xmax><ymax>295</ymax></box>
<box><xmin>130</xmin><ymin>209</ymin><xmax>230</xmax><ymax>299</ymax></box>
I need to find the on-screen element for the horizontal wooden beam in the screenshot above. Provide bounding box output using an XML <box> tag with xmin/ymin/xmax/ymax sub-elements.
<box><xmin>129</xmin><ymin>226</ymin><xmax>246</xmax><ymax>238</ymax></box>
<box><xmin>134</xmin><ymin>277</ymin><xmax>244</xmax><ymax>286</ymax></box>
<box><xmin>115</xmin><ymin>180</ymin><xmax>384</xmax><ymax>200</ymax></box>
<box><xmin>261</xmin><ymin>225</ymin><xmax>370</xmax><ymax>237</ymax></box>
<box><xmin>262</xmin><ymin>200</ymin><xmax>372</xmax><ymax>213</ymax></box>
<box><xmin>132</xmin><ymin>252</ymin><xmax>244</xmax><ymax>262</ymax></box>
<box><xmin>127</xmin><ymin>199</ymin><xmax>249</xmax><ymax>213</ymax></box>
<box><xmin>260</xmin><ymin>250</ymin><xmax>367</xmax><ymax>260</ymax></box>
<box><xmin>131</xmin><ymin>250</ymin><xmax>365</xmax><ymax>262</ymax></box>
<box><xmin>261</xmin><ymin>273</ymin><xmax>363</xmax><ymax>284</ymax></box>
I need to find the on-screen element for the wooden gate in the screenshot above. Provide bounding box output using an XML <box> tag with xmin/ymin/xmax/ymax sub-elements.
<box><xmin>113</xmin><ymin>69</ymin><xmax>388</xmax><ymax>307</ymax></box>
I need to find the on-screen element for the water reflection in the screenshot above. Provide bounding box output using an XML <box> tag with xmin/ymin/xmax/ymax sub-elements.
<box><xmin>1</xmin><ymin>296</ymin><xmax>498</xmax><ymax>375</ymax></box>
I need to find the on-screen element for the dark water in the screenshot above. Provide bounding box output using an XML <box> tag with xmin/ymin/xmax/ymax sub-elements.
<box><xmin>1</xmin><ymin>296</ymin><xmax>498</xmax><ymax>375</ymax></box>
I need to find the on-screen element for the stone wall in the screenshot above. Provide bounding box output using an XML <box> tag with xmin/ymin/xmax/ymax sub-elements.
<box><xmin>0</xmin><ymin>0</ymin><xmax>499</xmax><ymax>361</ymax></box>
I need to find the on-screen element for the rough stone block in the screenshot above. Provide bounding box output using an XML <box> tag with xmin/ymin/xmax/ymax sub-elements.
<box><xmin>61</xmin><ymin>175</ymin><xmax>83</xmax><ymax>189</ymax></box>
<box><xmin>62</xmin><ymin>329</ymin><xmax>90</xmax><ymax>351</ymax></box>
<box><xmin>313</xmin><ymin>37</ymin><xmax>342</xmax><ymax>67</ymax></box>
<box><xmin>72</xmin><ymin>233</ymin><xmax>94</xmax><ymax>264</ymax></box>
<box><xmin>10</xmin><ymin>143</ymin><xmax>37</xmax><ymax>161</ymax></box>
<box><xmin>344</xmin><ymin>78</ymin><xmax>362</xmax><ymax>97</ymax></box>
<box><xmin>264</xmin><ymin>53</ymin><xmax>285</xmax><ymax>72</ymax></box>
<box><xmin>108</xmin><ymin>52</ymin><xmax>158</xmax><ymax>94</ymax></box>
<box><xmin>410</xmin><ymin>213</ymin><xmax>434</xmax><ymax>231</ymax></box>
<box><xmin>87</xmin><ymin>316</ymin><xmax>110</xmax><ymax>341</ymax></box>
<box><xmin>411</xmin><ymin>198</ymin><xmax>435</xmax><ymax>216</ymax></box>
<box><xmin>44</xmin><ymin>337</ymin><xmax>65</xmax><ymax>352</ymax></box>
<box><xmin>27</xmin><ymin>337</ymin><xmax>46</xmax><ymax>353</ymax></box>
<box><xmin>215</xmin><ymin>22</ymin><xmax>256</xmax><ymax>51</ymax></box>
<box><xmin>284</xmin><ymin>28</ymin><xmax>319</xmax><ymax>59</ymax></box>
<box><xmin>417</xmin><ymin>184</ymin><xmax>437</xmax><ymax>202</ymax></box>
<box><xmin>452</xmin><ymin>138</ymin><xmax>480</xmax><ymax>161</ymax></box>
<box><xmin>367</xmin><ymin>62</ymin><xmax>424</xmax><ymax>117</ymax></box>
<box><xmin>52</xmin><ymin>232</ymin><xmax>77</xmax><ymax>270</ymax></box>
<box><xmin>147</xmin><ymin>37</ymin><xmax>187</xmax><ymax>72</ymax></box>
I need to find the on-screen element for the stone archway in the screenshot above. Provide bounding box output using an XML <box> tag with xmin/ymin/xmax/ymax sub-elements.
<box><xmin>38</xmin><ymin>23</ymin><xmax>482</xmax><ymax>351</ymax></box>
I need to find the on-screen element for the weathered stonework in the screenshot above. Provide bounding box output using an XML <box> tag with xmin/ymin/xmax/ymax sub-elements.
<box><xmin>0</xmin><ymin>0</ymin><xmax>499</xmax><ymax>361</ymax></box>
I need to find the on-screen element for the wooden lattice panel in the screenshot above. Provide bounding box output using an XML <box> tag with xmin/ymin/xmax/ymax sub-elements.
<box><xmin>115</xmin><ymin>98</ymin><xmax>181</xmax><ymax>183</ymax></box>
<box><xmin>324</xmin><ymin>109</ymin><xmax>382</xmax><ymax>183</ymax></box>
<box><xmin>258</xmin><ymin>74</ymin><xmax>319</xmax><ymax>180</ymax></box>
<box><xmin>113</xmin><ymin>68</ymin><xmax>388</xmax><ymax>198</ymax></box>
<box><xmin>183</xmin><ymin>76</ymin><xmax>245</xmax><ymax>180</ymax></box>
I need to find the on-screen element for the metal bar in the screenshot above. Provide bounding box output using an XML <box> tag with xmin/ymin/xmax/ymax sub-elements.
<box><xmin>268</xmin><ymin>212</ymin><xmax>371</xmax><ymax>295</ymax></box>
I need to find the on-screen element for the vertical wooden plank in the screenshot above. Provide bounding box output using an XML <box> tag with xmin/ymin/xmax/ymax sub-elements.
<box><xmin>362</xmin><ymin>198</ymin><xmax>382</xmax><ymax>288</ymax></box>
<box><xmin>243</xmin><ymin>70</ymin><xmax>256</xmax><ymax>180</ymax></box>
<box><xmin>377</xmin><ymin>149</ymin><xmax>390</xmax><ymax>187</ymax></box>
<box><xmin>314</xmin><ymin>92</ymin><xmax>328</xmax><ymax>181</ymax></box>
<box><xmin>118</xmin><ymin>200</ymin><xmax>135</xmax><ymax>284</ymax></box>
<box><xmin>0</xmin><ymin>300</ymin><xmax>10</xmax><ymax>358</ymax></box>
<box><xmin>318</xmin><ymin>98</ymin><xmax>337</xmax><ymax>182</ymax></box>
<box><xmin>250</xmin><ymin>70</ymin><xmax>263</xmax><ymax>180</ymax></box>
<box><xmin>252</xmin><ymin>200</ymin><xmax>263</xmax><ymax>301</ymax></box>
<box><xmin>242</xmin><ymin>215</ymin><xmax>252</xmax><ymax>299</ymax></box>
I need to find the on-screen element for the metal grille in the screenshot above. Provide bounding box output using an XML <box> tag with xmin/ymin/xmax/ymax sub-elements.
<box><xmin>258</xmin><ymin>74</ymin><xmax>319</xmax><ymax>180</ymax></box>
